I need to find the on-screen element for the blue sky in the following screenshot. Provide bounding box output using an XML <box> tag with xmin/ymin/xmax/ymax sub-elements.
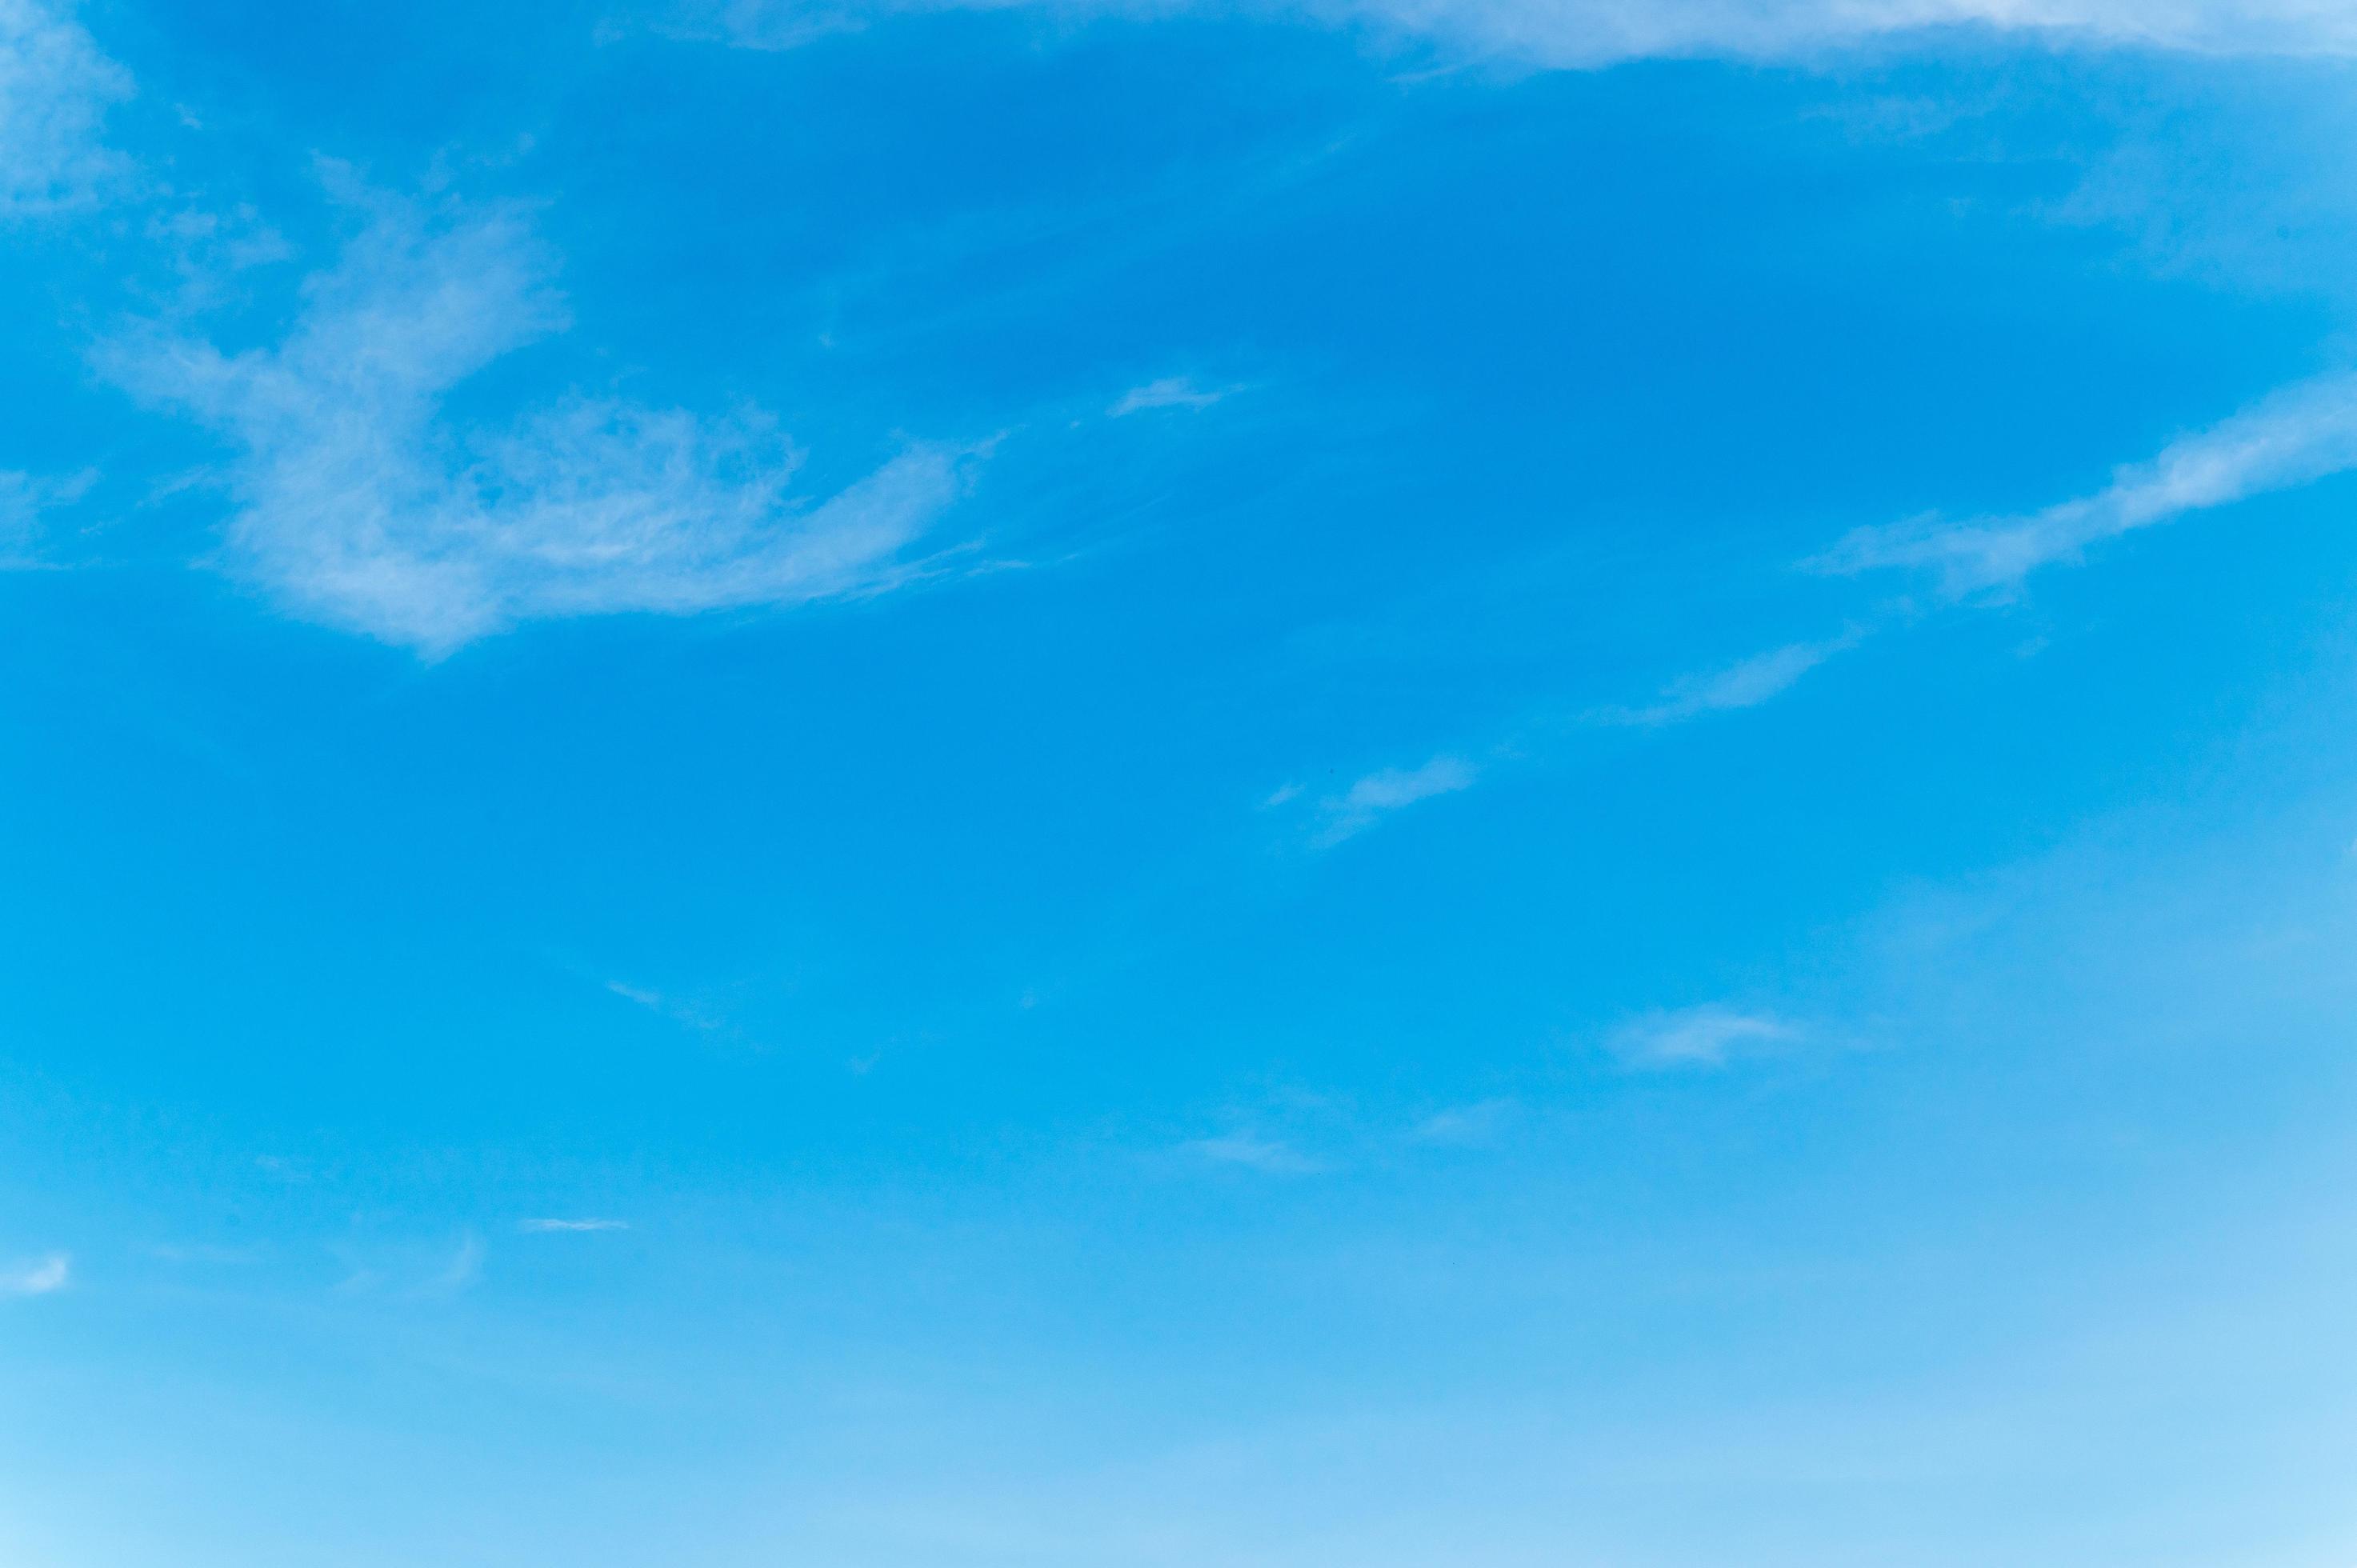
<box><xmin>6</xmin><ymin>1</ymin><xmax>2357</xmax><ymax>1562</ymax></box>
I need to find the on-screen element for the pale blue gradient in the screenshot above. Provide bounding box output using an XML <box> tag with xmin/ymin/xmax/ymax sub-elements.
<box><xmin>4</xmin><ymin>3</ymin><xmax>2357</xmax><ymax>1564</ymax></box>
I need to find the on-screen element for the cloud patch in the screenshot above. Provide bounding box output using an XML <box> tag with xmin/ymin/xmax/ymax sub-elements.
<box><xmin>108</xmin><ymin>191</ymin><xmax>979</xmax><ymax>653</ymax></box>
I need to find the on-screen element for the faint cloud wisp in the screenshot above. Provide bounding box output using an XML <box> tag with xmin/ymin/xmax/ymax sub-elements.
<box><xmin>1314</xmin><ymin>754</ymin><xmax>1479</xmax><ymax>846</ymax></box>
<box><xmin>2</xmin><ymin>1253</ymin><xmax>70</xmax><ymax>1296</ymax></box>
<box><xmin>1600</xmin><ymin>634</ymin><xmax>1858</xmax><ymax>727</ymax></box>
<box><xmin>1109</xmin><ymin>375</ymin><xmax>1238</xmax><ymax>417</ymax></box>
<box><xmin>1607</xmin><ymin>1005</ymin><xmax>1795</xmax><ymax>1070</ymax></box>
<box><xmin>1183</xmin><ymin>1131</ymin><xmax>1326</xmax><ymax>1174</ymax></box>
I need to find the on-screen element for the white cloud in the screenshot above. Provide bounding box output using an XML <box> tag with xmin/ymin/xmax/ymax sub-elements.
<box><xmin>1603</xmin><ymin>634</ymin><xmax>1854</xmax><ymax>726</ymax></box>
<box><xmin>109</xmin><ymin>192</ymin><xmax>979</xmax><ymax>652</ymax></box>
<box><xmin>1109</xmin><ymin>376</ymin><xmax>1235</xmax><ymax>417</ymax></box>
<box><xmin>680</xmin><ymin>0</ymin><xmax>2357</xmax><ymax>63</ymax></box>
<box><xmin>2</xmin><ymin>1253</ymin><xmax>70</xmax><ymax>1296</ymax></box>
<box><xmin>519</xmin><ymin>1217</ymin><xmax>631</xmax><ymax>1233</ymax></box>
<box><xmin>1315</xmin><ymin>754</ymin><xmax>1479</xmax><ymax>845</ymax></box>
<box><xmin>1183</xmin><ymin>1131</ymin><xmax>1325</xmax><ymax>1173</ymax></box>
<box><xmin>1607</xmin><ymin>1004</ymin><xmax>1794</xmax><ymax>1068</ymax></box>
<box><xmin>1819</xmin><ymin>371</ymin><xmax>2357</xmax><ymax>596</ymax></box>
<box><xmin>0</xmin><ymin>0</ymin><xmax>130</xmax><ymax>218</ymax></box>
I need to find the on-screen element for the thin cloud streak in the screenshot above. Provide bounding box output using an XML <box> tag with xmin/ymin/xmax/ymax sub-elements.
<box><xmin>519</xmin><ymin>1218</ymin><xmax>631</xmax><ymax>1233</ymax></box>
<box><xmin>1600</xmin><ymin>634</ymin><xmax>1858</xmax><ymax>727</ymax></box>
<box><xmin>1313</xmin><ymin>754</ymin><xmax>1479</xmax><ymax>846</ymax></box>
<box><xmin>1819</xmin><ymin>370</ymin><xmax>2357</xmax><ymax>596</ymax></box>
<box><xmin>1109</xmin><ymin>375</ymin><xmax>1237</xmax><ymax>417</ymax></box>
<box><xmin>1183</xmin><ymin>1131</ymin><xmax>1327</xmax><ymax>1174</ymax></box>
<box><xmin>1607</xmin><ymin>1005</ymin><xmax>1795</xmax><ymax>1069</ymax></box>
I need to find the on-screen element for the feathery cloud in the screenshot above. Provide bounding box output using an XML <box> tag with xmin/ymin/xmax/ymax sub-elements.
<box><xmin>2</xmin><ymin>1253</ymin><xmax>70</xmax><ymax>1296</ymax></box>
<box><xmin>108</xmin><ymin>191</ymin><xmax>979</xmax><ymax>652</ymax></box>
<box><xmin>1607</xmin><ymin>1004</ymin><xmax>1794</xmax><ymax>1068</ymax></box>
<box><xmin>518</xmin><ymin>1218</ymin><xmax>631</xmax><ymax>1233</ymax></box>
<box><xmin>1819</xmin><ymin>371</ymin><xmax>2357</xmax><ymax>596</ymax></box>
<box><xmin>0</xmin><ymin>0</ymin><xmax>130</xmax><ymax>218</ymax></box>
<box><xmin>1314</xmin><ymin>754</ymin><xmax>1479</xmax><ymax>846</ymax></box>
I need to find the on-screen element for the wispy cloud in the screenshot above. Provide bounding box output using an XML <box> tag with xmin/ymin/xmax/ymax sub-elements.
<box><xmin>107</xmin><ymin>188</ymin><xmax>980</xmax><ymax>653</ymax></box>
<box><xmin>678</xmin><ymin>0</ymin><xmax>2357</xmax><ymax>64</ymax></box>
<box><xmin>1607</xmin><ymin>1005</ymin><xmax>1795</xmax><ymax>1070</ymax></box>
<box><xmin>518</xmin><ymin>1218</ymin><xmax>631</xmax><ymax>1234</ymax></box>
<box><xmin>0</xmin><ymin>467</ymin><xmax>95</xmax><ymax>565</ymax></box>
<box><xmin>2</xmin><ymin>1253</ymin><xmax>70</xmax><ymax>1296</ymax></box>
<box><xmin>606</xmin><ymin>978</ymin><xmax>727</xmax><ymax>1033</ymax></box>
<box><xmin>1599</xmin><ymin>634</ymin><xmax>1856</xmax><ymax>727</ymax></box>
<box><xmin>1819</xmin><ymin>370</ymin><xmax>2357</xmax><ymax>597</ymax></box>
<box><xmin>1109</xmin><ymin>375</ymin><xmax>1237</xmax><ymax>417</ymax></box>
<box><xmin>1314</xmin><ymin>754</ymin><xmax>1479</xmax><ymax>846</ymax></box>
<box><xmin>1183</xmin><ymin>1131</ymin><xmax>1326</xmax><ymax>1174</ymax></box>
<box><xmin>1406</xmin><ymin>1098</ymin><xmax>1515</xmax><ymax>1146</ymax></box>
<box><xmin>430</xmin><ymin>1234</ymin><xmax>485</xmax><ymax>1296</ymax></box>
<box><xmin>0</xmin><ymin>0</ymin><xmax>130</xmax><ymax>218</ymax></box>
